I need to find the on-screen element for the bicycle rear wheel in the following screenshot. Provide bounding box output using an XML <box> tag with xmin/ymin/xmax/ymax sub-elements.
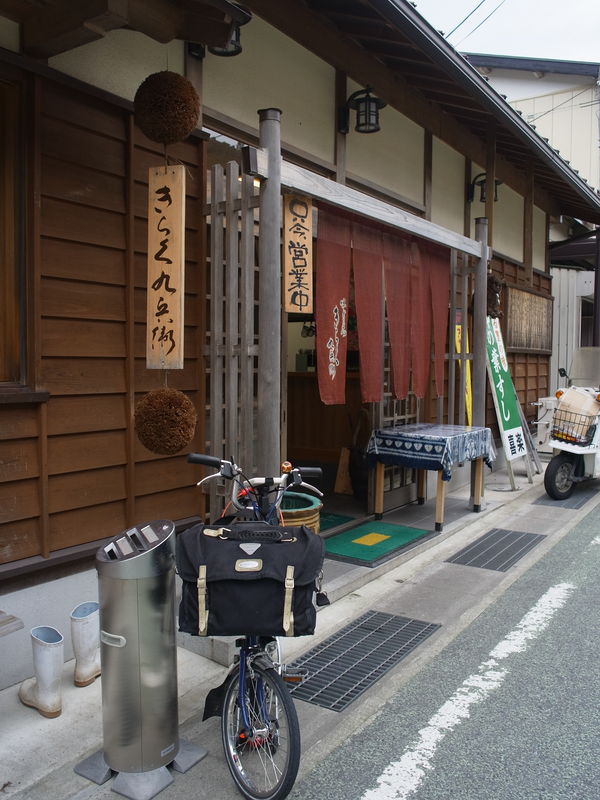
<box><xmin>221</xmin><ymin>662</ymin><xmax>300</xmax><ymax>800</ymax></box>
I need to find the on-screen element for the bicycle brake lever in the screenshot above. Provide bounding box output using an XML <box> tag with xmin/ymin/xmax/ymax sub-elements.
<box><xmin>299</xmin><ymin>481</ymin><xmax>323</xmax><ymax>498</ymax></box>
<box><xmin>196</xmin><ymin>473</ymin><xmax>220</xmax><ymax>488</ymax></box>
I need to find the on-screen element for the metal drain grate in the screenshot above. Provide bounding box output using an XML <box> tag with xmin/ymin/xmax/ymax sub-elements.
<box><xmin>533</xmin><ymin>486</ymin><xmax>597</xmax><ymax>510</ymax></box>
<box><xmin>446</xmin><ymin>528</ymin><xmax>545</xmax><ymax>572</ymax></box>
<box><xmin>289</xmin><ymin>610</ymin><xmax>440</xmax><ymax>712</ymax></box>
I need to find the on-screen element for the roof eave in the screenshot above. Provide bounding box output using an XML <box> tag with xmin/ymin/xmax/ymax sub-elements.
<box><xmin>367</xmin><ymin>0</ymin><xmax>600</xmax><ymax>217</ymax></box>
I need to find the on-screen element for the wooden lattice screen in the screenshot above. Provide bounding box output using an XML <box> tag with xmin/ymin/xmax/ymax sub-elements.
<box><xmin>205</xmin><ymin>161</ymin><xmax>260</xmax><ymax>514</ymax></box>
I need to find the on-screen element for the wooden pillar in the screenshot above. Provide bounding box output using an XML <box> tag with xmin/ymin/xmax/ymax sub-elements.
<box><xmin>472</xmin><ymin>217</ymin><xmax>488</xmax><ymax>428</ymax></box>
<box><xmin>523</xmin><ymin>165</ymin><xmax>534</xmax><ymax>284</ymax></box>
<box><xmin>256</xmin><ymin>108</ymin><xmax>282</xmax><ymax>476</ymax></box>
<box><xmin>335</xmin><ymin>71</ymin><xmax>347</xmax><ymax>184</ymax></box>
<box><xmin>485</xmin><ymin>122</ymin><xmax>496</xmax><ymax>247</ymax></box>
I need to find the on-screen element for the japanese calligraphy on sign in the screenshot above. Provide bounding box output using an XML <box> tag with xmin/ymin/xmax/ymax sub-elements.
<box><xmin>326</xmin><ymin>298</ymin><xmax>348</xmax><ymax>380</ymax></box>
<box><xmin>485</xmin><ymin>316</ymin><xmax>525</xmax><ymax>462</ymax></box>
<box><xmin>283</xmin><ymin>194</ymin><xmax>313</xmax><ymax>313</ymax></box>
<box><xmin>146</xmin><ymin>165</ymin><xmax>185</xmax><ymax>369</ymax></box>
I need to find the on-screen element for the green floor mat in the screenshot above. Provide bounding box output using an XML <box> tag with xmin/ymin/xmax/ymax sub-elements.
<box><xmin>324</xmin><ymin>521</ymin><xmax>431</xmax><ymax>566</ymax></box>
<box><xmin>319</xmin><ymin>512</ymin><xmax>355</xmax><ymax>532</ymax></box>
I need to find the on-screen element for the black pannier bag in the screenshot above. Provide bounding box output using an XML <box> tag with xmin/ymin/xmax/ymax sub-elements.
<box><xmin>176</xmin><ymin>521</ymin><xmax>326</xmax><ymax>637</ymax></box>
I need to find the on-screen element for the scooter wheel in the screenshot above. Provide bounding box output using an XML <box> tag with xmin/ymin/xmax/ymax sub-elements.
<box><xmin>544</xmin><ymin>452</ymin><xmax>577</xmax><ymax>500</ymax></box>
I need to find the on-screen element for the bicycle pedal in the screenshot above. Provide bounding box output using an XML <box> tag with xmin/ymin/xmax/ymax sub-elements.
<box><xmin>282</xmin><ymin>666</ymin><xmax>309</xmax><ymax>684</ymax></box>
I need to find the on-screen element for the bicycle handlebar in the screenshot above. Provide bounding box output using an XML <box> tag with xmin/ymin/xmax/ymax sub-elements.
<box><xmin>187</xmin><ymin>453</ymin><xmax>323</xmax><ymax>520</ymax></box>
<box><xmin>187</xmin><ymin>453</ymin><xmax>223</xmax><ymax>469</ymax></box>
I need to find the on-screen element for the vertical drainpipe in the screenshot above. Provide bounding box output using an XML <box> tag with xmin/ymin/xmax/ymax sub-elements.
<box><xmin>594</xmin><ymin>228</ymin><xmax>600</xmax><ymax>347</ymax></box>
<box><xmin>256</xmin><ymin>108</ymin><xmax>282</xmax><ymax>476</ymax></box>
<box><xmin>594</xmin><ymin>70</ymin><xmax>600</xmax><ymax>347</ymax></box>
<box><xmin>472</xmin><ymin>217</ymin><xmax>489</xmax><ymax>428</ymax></box>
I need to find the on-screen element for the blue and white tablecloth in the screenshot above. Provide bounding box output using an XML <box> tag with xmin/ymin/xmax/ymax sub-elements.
<box><xmin>366</xmin><ymin>424</ymin><xmax>495</xmax><ymax>481</ymax></box>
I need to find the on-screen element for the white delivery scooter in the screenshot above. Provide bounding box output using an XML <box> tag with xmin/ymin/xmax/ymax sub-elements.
<box><xmin>544</xmin><ymin>347</ymin><xmax>600</xmax><ymax>500</ymax></box>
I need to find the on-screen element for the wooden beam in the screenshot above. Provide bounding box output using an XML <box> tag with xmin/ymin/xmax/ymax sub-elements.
<box><xmin>19</xmin><ymin>0</ymin><xmax>236</xmax><ymax>57</ymax></box>
<box><xmin>254</xmin><ymin>147</ymin><xmax>482</xmax><ymax>256</ymax></box>
<box><xmin>424</xmin><ymin>129</ymin><xmax>432</xmax><ymax>220</ymax></box>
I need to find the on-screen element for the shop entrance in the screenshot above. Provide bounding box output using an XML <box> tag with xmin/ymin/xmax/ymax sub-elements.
<box><xmin>285</xmin><ymin>316</ymin><xmax>419</xmax><ymax>521</ymax></box>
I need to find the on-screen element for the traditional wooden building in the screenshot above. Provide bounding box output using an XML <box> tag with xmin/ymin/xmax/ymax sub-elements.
<box><xmin>2</xmin><ymin>1</ymin><xmax>600</xmax><ymax>643</ymax></box>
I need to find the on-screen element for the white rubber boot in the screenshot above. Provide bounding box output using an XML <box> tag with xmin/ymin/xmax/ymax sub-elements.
<box><xmin>70</xmin><ymin>601</ymin><xmax>101</xmax><ymax>687</ymax></box>
<box><xmin>18</xmin><ymin>626</ymin><xmax>64</xmax><ymax>718</ymax></box>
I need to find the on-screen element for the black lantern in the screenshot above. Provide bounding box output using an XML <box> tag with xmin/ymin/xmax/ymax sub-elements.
<box><xmin>208</xmin><ymin>4</ymin><xmax>251</xmax><ymax>56</ymax></box>
<box><xmin>338</xmin><ymin>87</ymin><xmax>387</xmax><ymax>134</ymax></box>
<box><xmin>467</xmin><ymin>172</ymin><xmax>502</xmax><ymax>203</ymax></box>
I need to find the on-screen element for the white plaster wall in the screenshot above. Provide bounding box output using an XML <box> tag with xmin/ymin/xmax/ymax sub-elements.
<box><xmin>492</xmin><ymin>183</ymin><xmax>524</xmax><ymax>262</ymax></box>
<box><xmin>514</xmin><ymin>87</ymin><xmax>600</xmax><ymax>189</ymax></box>
<box><xmin>346</xmin><ymin>90</ymin><xmax>424</xmax><ymax>205</ymax></box>
<box><xmin>0</xmin><ymin>15</ymin><xmax>19</xmax><ymax>52</ymax></box>
<box><xmin>431</xmin><ymin>137</ymin><xmax>465</xmax><ymax>234</ymax></box>
<box><xmin>48</xmin><ymin>30</ymin><xmax>184</xmax><ymax>102</ymax></box>
<box><xmin>550</xmin><ymin>266</ymin><xmax>583</xmax><ymax>395</ymax></box>
<box><xmin>203</xmin><ymin>17</ymin><xmax>335</xmax><ymax>164</ymax></box>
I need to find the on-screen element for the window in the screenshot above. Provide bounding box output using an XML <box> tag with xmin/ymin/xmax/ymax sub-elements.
<box><xmin>0</xmin><ymin>79</ymin><xmax>22</xmax><ymax>385</ymax></box>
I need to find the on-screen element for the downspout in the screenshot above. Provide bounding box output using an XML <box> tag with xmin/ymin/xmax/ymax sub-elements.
<box><xmin>594</xmin><ymin>228</ymin><xmax>600</xmax><ymax>346</ymax></box>
<box><xmin>594</xmin><ymin>68</ymin><xmax>600</xmax><ymax>346</ymax></box>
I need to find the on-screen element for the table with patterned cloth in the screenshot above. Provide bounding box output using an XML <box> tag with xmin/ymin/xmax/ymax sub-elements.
<box><xmin>366</xmin><ymin>424</ymin><xmax>495</xmax><ymax>530</ymax></box>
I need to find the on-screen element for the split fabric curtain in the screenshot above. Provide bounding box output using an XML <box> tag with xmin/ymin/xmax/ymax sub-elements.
<box><xmin>316</xmin><ymin>208</ymin><xmax>450</xmax><ymax>405</ymax></box>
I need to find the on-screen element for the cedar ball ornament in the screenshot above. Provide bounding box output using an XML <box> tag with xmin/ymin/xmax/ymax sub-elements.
<box><xmin>134</xmin><ymin>388</ymin><xmax>197</xmax><ymax>455</ymax></box>
<box><xmin>134</xmin><ymin>71</ymin><xmax>200</xmax><ymax>145</ymax></box>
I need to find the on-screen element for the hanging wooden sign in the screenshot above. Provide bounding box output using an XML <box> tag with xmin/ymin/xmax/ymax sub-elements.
<box><xmin>283</xmin><ymin>193</ymin><xmax>313</xmax><ymax>313</ymax></box>
<box><xmin>146</xmin><ymin>165</ymin><xmax>186</xmax><ymax>369</ymax></box>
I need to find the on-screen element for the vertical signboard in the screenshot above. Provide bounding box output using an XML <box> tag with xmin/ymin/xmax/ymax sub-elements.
<box><xmin>455</xmin><ymin>314</ymin><xmax>472</xmax><ymax>425</ymax></box>
<box><xmin>485</xmin><ymin>315</ymin><xmax>525</xmax><ymax>461</ymax></box>
<box><xmin>146</xmin><ymin>165</ymin><xmax>186</xmax><ymax>370</ymax></box>
<box><xmin>283</xmin><ymin>194</ymin><xmax>313</xmax><ymax>313</ymax></box>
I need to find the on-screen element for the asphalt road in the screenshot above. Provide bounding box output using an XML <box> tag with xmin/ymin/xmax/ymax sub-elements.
<box><xmin>291</xmin><ymin>500</ymin><xmax>600</xmax><ymax>800</ymax></box>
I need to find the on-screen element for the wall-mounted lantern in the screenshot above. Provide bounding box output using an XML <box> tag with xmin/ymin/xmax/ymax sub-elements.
<box><xmin>338</xmin><ymin>87</ymin><xmax>387</xmax><ymax>134</ymax></box>
<box><xmin>208</xmin><ymin>4</ymin><xmax>251</xmax><ymax>56</ymax></box>
<box><xmin>467</xmin><ymin>172</ymin><xmax>502</xmax><ymax>203</ymax></box>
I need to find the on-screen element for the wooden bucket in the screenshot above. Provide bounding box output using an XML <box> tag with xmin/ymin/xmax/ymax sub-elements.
<box><xmin>281</xmin><ymin>492</ymin><xmax>323</xmax><ymax>534</ymax></box>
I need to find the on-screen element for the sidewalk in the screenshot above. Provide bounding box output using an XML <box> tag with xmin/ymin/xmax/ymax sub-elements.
<box><xmin>4</xmin><ymin>459</ymin><xmax>598</xmax><ymax>800</ymax></box>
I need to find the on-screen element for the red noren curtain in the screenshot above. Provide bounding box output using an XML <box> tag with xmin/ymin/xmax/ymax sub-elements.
<box><xmin>315</xmin><ymin>209</ymin><xmax>352</xmax><ymax>405</ymax></box>
<box><xmin>352</xmin><ymin>221</ymin><xmax>383</xmax><ymax>402</ymax></box>
<box><xmin>409</xmin><ymin>241</ymin><xmax>432</xmax><ymax>399</ymax></box>
<box><xmin>427</xmin><ymin>244</ymin><xmax>451</xmax><ymax>397</ymax></box>
<box><xmin>383</xmin><ymin>233</ymin><xmax>412</xmax><ymax>400</ymax></box>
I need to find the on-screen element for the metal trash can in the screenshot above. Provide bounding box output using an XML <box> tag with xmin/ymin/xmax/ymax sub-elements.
<box><xmin>96</xmin><ymin>520</ymin><xmax>178</xmax><ymax>776</ymax></box>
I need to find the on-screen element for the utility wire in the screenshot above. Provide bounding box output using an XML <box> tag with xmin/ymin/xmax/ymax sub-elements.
<box><xmin>527</xmin><ymin>86</ymin><xmax>592</xmax><ymax>122</ymax></box>
<box><xmin>445</xmin><ymin>0</ymin><xmax>489</xmax><ymax>39</ymax></box>
<box><xmin>452</xmin><ymin>0</ymin><xmax>510</xmax><ymax>47</ymax></box>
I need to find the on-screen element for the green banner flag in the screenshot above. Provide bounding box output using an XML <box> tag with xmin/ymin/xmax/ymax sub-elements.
<box><xmin>485</xmin><ymin>316</ymin><xmax>526</xmax><ymax>462</ymax></box>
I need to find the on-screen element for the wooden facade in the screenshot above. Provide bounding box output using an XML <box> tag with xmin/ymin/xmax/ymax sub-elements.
<box><xmin>0</xmin><ymin>66</ymin><xmax>206</xmax><ymax>568</ymax></box>
<box><xmin>3</xmin><ymin>0</ymin><xmax>600</xmax><ymax>575</ymax></box>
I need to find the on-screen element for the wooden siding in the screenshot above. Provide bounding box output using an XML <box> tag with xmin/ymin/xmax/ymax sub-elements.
<box><xmin>492</xmin><ymin>254</ymin><xmax>552</xmax><ymax>425</ymax></box>
<box><xmin>0</xmin><ymin>72</ymin><xmax>205</xmax><ymax>567</ymax></box>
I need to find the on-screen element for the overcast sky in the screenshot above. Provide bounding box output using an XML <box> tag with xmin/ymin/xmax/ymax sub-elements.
<box><xmin>412</xmin><ymin>0</ymin><xmax>600</xmax><ymax>63</ymax></box>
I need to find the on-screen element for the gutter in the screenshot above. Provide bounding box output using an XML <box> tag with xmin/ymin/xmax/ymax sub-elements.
<box><xmin>367</xmin><ymin>0</ymin><xmax>600</xmax><ymax>214</ymax></box>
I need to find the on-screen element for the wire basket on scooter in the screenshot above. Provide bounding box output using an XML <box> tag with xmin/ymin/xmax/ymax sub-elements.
<box><xmin>551</xmin><ymin>409</ymin><xmax>596</xmax><ymax>446</ymax></box>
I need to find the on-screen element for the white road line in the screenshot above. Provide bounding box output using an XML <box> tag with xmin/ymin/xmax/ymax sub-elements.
<box><xmin>361</xmin><ymin>582</ymin><xmax>576</xmax><ymax>800</ymax></box>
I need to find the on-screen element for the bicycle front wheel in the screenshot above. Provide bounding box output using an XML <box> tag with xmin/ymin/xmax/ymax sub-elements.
<box><xmin>221</xmin><ymin>662</ymin><xmax>301</xmax><ymax>800</ymax></box>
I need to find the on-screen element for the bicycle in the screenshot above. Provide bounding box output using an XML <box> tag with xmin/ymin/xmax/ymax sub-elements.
<box><xmin>181</xmin><ymin>453</ymin><xmax>326</xmax><ymax>800</ymax></box>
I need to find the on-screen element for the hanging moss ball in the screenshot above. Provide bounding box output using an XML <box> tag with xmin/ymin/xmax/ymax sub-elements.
<box><xmin>134</xmin><ymin>388</ymin><xmax>197</xmax><ymax>455</ymax></box>
<box><xmin>134</xmin><ymin>71</ymin><xmax>200</xmax><ymax>144</ymax></box>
